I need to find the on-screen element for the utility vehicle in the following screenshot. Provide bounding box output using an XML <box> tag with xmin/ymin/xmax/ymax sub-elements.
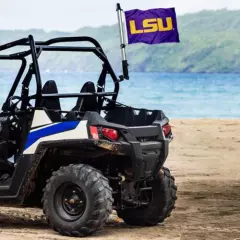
<box><xmin>0</xmin><ymin>35</ymin><xmax>177</xmax><ymax>237</ymax></box>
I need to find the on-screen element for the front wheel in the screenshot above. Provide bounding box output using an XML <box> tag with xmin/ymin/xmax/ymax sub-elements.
<box><xmin>42</xmin><ymin>164</ymin><xmax>113</xmax><ymax>237</ymax></box>
<box><xmin>117</xmin><ymin>167</ymin><xmax>177</xmax><ymax>226</ymax></box>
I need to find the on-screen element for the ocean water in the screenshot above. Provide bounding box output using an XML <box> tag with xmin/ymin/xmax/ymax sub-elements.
<box><xmin>0</xmin><ymin>71</ymin><xmax>240</xmax><ymax>118</ymax></box>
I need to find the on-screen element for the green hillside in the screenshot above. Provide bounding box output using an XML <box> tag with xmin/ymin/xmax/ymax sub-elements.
<box><xmin>0</xmin><ymin>9</ymin><xmax>240</xmax><ymax>73</ymax></box>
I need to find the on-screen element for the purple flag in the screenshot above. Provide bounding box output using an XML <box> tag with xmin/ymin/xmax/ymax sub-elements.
<box><xmin>124</xmin><ymin>8</ymin><xmax>180</xmax><ymax>45</ymax></box>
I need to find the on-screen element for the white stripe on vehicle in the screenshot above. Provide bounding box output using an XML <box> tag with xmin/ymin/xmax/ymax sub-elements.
<box><xmin>24</xmin><ymin>120</ymin><xmax>88</xmax><ymax>154</ymax></box>
<box><xmin>31</xmin><ymin>110</ymin><xmax>52</xmax><ymax>128</ymax></box>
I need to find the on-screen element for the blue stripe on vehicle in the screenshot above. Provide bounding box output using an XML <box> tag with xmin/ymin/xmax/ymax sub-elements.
<box><xmin>24</xmin><ymin>121</ymin><xmax>79</xmax><ymax>150</ymax></box>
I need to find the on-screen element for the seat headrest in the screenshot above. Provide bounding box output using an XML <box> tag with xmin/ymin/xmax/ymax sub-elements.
<box><xmin>80</xmin><ymin>81</ymin><xmax>96</xmax><ymax>93</ymax></box>
<box><xmin>75</xmin><ymin>81</ymin><xmax>97</xmax><ymax>111</ymax></box>
<box><xmin>40</xmin><ymin>80</ymin><xmax>62</xmax><ymax>122</ymax></box>
<box><xmin>81</xmin><ymin>82</ymin><xmax>97</xmax><ymax>111</ymax></box>
<box><xmin>42</xmin><ymin>80</ymin><xmax>58</xmax><ymax>94</ymax></box>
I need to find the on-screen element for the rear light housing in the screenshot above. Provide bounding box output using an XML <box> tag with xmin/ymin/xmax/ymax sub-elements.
<box><xmin>89</xmin><ymin>126</ymin><xmax>99</xmax><ymax>140</ymax></box>
<box><xmin>162</xmin><ymin>123</ymin><xmax>171</xmax><ymax>137</ymax></box>
<box><xmin>101</xmin><ymin>128</ymin><xmax>119</xmax><ymax>141</ymax></box>
<box><xmin>89</xmin><ymin>126</ymin><xmax>119</xmax><ymax>141</ymax></box>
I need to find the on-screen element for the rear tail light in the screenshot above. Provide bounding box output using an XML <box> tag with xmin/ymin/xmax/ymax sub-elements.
<box><xmin>162</xmin><ymin>123</ymin><xmax>171</xmax><ymax>137</ymax></box>
<box><xmin>90</xmin><ymin>126</ymin><xmax>99</xmax><ymax>140</ymax></box>
<box><xmin>89</xmin><ymin>126</ymin><xmax>119</xmax><ymax>141</ymax></box>
<box><xmin>101</xmin><ymin>128</ymin><xmax>119</xmax><ymax>141</ymax></box>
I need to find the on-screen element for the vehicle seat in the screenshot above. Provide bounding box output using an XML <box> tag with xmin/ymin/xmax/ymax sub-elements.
<box><xmin>40</xmin><ymin>80</ymin><xmax>62</xmax><ymax>122</ymax></box>
<box><xmin>75</xmin><ymin>81</ymin><xmax>98</xmax><ymax>112</ymax></box>
<box><xmin>65</xmin><ymin>81</ymin><xmax>98</xmax><ymax>120</ymax></box>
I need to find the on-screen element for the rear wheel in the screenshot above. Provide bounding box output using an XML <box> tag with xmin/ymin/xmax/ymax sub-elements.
<box><xmin>117</xmin><ymin>167</ymin><xmax>177</xmax><ymax>226</ymax></box>
<box><xmin>42</xmin><ymin>164</ymin><xmax>113</xmax><ymax>237</ymax></box>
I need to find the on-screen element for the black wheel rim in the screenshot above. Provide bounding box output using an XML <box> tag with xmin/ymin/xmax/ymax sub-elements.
<box><xmin>54</xmin><ymin>182</ymin><xmax>87</xmax><ymax>222</ymax></box>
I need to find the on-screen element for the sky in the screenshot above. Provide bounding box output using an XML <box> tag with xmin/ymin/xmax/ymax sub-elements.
<box><xmin>0</xmin><ymin>0</ymin><xmax>239</xmax><ymax>31</ymax></box>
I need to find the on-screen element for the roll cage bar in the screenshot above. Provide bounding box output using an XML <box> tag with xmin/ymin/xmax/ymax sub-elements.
<box><xmin>0</xmin><ymin>35</ymin><xmax>120</xmax><ymax>111</ymax></box>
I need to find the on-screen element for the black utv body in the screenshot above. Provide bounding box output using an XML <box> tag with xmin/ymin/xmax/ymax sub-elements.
<box><xmin>0</xmin><ymin>35</ymin><xmax>177</xmax><ymax>237</ymax></box>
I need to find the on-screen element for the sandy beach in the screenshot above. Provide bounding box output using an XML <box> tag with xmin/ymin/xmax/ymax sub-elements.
<box><xmin>0</xmin><ymin>119</ymin><xmax>239</xmax><ymax>240</ymax></box>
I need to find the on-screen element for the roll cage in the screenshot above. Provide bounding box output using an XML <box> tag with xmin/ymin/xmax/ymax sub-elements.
<box><xmin>0</xmin><ymin>35</ymin><xmax>120</xmax><ymax>113</ymax></box>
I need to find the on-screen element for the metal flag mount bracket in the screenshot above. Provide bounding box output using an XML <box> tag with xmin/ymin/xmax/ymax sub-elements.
<box><xmin>116</xmin><ymin>3</ymin><xmax>129</xmax><ymax>80</ymax></box>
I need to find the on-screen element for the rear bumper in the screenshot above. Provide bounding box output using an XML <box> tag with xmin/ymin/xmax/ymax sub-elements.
<box><xmin>94</xmin><ymin>139</ymin><xmax>169</xmax><ymax>180</ymax></box>
<box><xmin>129</xmin><ymin>140</ymin><xmax>169</xmax><ymax>180</ymax></box>
<box><xmin>122</xmin><ymin>121</ymin><xmax>170</xmax><ymax>180</ymax></box>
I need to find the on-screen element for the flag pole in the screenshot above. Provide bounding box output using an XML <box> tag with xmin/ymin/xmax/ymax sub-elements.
<box><xmin>116</xmin><ymin>3</ymin><xmax>129</xmax><ymax>80</ymax></box>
